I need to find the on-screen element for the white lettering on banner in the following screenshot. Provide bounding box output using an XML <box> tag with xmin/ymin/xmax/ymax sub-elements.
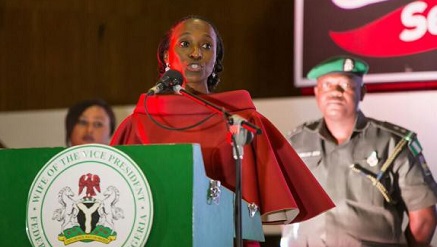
<box><xmin>400</xmin><ymin>1</ymin><xmax>437</xmax><ymax>42</ymax></box>
<box><xmin>332</xmin><ymin>0</ymin><xmax>389</xmax><ymax>9</ymax></box>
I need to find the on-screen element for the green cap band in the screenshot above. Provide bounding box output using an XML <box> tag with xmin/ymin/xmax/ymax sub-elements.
<box><xmin>307</xmin><ymin>56</ymin><xmax>369</xmax><ymax>80</ymax></box>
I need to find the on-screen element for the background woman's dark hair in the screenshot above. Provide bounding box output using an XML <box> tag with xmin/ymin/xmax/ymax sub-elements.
<box><xmin>65</xmin><ymin>98</ymin><xmax>116</xmax><ymax>146</ymax></box>
<box><xmin>157</xmin><ymin>15</ymin><xmax>224</xmax><ymax>92</ymax></box>
<box><xmin>0</xmin><ymin>139</ymin><xmax>6</xmax><ymax>149</ymax></box>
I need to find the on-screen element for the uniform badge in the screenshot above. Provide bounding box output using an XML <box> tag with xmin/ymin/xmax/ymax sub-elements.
<box><xmin>343</xmin><ymin>58</ymin><xmax>354</xmax><ymax>71</ymax></box>
<box><xmin>366</xmin><ymin>151</ymin><xmax>378</xmax><ymax>167</ymax></box>
<box><xmin>298</xmin><ymin>150</ymin><xmax>320</xmax><ymax>158</ymax></box>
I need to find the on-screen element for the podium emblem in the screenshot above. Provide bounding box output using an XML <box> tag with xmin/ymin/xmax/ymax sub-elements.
<box><xmin>26</xmin><ymin>144</ymin><xmax>154</xmax><ymax>247</ymax></box>
<box><xmin>52</xmin><ymin>181</ymin><xmax>124</xmax><ymax>245</ymax></box>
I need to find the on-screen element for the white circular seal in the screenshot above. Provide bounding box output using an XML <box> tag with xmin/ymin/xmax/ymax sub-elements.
<box><xmin>26</xmin><ymin>144</ymin><xmax>153</xmax><ymax>247</ymax></box>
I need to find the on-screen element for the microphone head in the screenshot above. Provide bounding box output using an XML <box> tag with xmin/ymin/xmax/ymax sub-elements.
<box><xmin>162</xmin><ymin>69</ymin><xmax>183</xmax><ymax>87</ymax></box>
<box><xmin>148</xmin><ymin>69</ymin><xmax>184</xmax><ymax>95</ymax></box>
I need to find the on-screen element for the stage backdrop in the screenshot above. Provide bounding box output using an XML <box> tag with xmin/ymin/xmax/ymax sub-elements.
<box><xmin>294</xmin><ymin>0</ymin><xmax>437</xmax><ymax>90</ymax></box>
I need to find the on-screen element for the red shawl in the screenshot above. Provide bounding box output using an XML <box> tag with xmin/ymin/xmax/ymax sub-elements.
<box><xmin>111</xmin><ymin>90</ymin><xmax>334</xmax><ymax>224</ymax></box>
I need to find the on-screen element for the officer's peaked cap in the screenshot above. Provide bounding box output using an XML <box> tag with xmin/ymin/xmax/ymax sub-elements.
<box><xmin>307</xmin><ymin>55</ymin><xmax>369</xmax><ymax>80</ymax></box>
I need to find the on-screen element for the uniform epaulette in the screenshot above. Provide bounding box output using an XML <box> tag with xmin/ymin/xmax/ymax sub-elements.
<box><xmin>378</xmin><ymin>121</ymin><xmax>422</xmax><ymax>157</ymax></box>
<box><xmin>287</xmin><ymin>125</ymin><xmax>304</xmax><ymax>138</ymax></box>
<box><xmin>287</xmin><ymin>120</ymin><xmax>319</xmax><ymax>138</ymax></box>
<box><xmin>378</xmin><ymin>121</ymin><xmax>414</xmax><ymax>138</ymax></box>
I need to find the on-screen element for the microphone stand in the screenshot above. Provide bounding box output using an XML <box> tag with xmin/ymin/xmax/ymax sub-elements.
<box><xmin>173</xmin><ymin>85</ymin><xmax>261</xmax><ymax>247</ymax></box>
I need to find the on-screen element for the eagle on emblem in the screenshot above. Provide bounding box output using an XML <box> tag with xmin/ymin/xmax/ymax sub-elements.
<box><xmin>78</xmin><ymin>173</ymin><xmax>101</xmax><ymax>198</ymax></box>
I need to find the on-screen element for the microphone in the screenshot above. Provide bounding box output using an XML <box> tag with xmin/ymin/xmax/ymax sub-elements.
<box><xmin>147</xmin><ymin>69</ymin><xmax>183</xmax><ymax>95</ymax></box>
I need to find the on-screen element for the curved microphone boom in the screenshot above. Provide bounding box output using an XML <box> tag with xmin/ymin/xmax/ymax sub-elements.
<box><xmin>147</xmin><ymin>70</ymin><xmax>184</xmax><ymax>96</ymax></box>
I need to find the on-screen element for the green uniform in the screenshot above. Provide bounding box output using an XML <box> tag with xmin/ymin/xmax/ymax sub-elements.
<box><xmin>286</xmin><ymin>111</ymin><xmax>437</xmax><ymax>246</ymax></box>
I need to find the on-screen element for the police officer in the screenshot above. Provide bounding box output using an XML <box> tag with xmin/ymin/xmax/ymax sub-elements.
<box><xmin>282</xmin><ymin>56</ymin><xmax>437</xmax><ymax>246</ymax></box>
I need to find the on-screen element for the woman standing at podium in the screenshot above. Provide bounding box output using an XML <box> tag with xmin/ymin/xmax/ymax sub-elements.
<box><xmin>111</xmin><ymin>15</ymin><xmax>334</xmax><ymax>245</ymax></box>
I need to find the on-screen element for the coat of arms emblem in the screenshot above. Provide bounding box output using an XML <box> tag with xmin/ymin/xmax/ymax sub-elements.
<box><xmin>52</xmin><ymin>173</ymin><xmax>124</xmax><ymax>245</ymax></box>
<box><xmin>26</xmin><ymin>144</ymin><xmax>153</xmax><ymax>247</ymax></box>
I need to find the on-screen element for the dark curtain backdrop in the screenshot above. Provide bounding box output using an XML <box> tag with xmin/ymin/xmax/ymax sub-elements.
<box><xmin>0</xmin><ymin>0</ymin><xmax>299</xmax><ymax>112</ymax></box>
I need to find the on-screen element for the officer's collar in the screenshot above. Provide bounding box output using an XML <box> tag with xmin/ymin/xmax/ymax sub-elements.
<box><xmin>315</xmin><ymin>110</ymin><xmax>369</xmax><ymax>141</ymax></box>
<box><xmin>354</xmin><ymin>110</ymin><xmax>369</xmax><ymax>132</ymax></box>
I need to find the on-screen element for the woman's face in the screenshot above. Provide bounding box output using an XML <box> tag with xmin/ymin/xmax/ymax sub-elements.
<box><xmin>165</xmin><ymin>18</ymin><xmax>217</xmax><ymax>94</ymax></box>
<box><xmin>70</xmin><ymin>105</ymin><xmax>111</xmax><ymax>146</ymax></box>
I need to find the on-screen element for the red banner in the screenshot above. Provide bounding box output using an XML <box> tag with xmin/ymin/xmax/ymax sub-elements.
<box><xmin>295</xmin><ymin>0</ymin><xmax>437</xmax><ymax>90</ymax></box>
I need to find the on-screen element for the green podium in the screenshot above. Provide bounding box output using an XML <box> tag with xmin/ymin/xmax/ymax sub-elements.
<box><xmin>0</xmin><ymin>144</ymin><xmax>264</xmax><ymax>246</ymax></box>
